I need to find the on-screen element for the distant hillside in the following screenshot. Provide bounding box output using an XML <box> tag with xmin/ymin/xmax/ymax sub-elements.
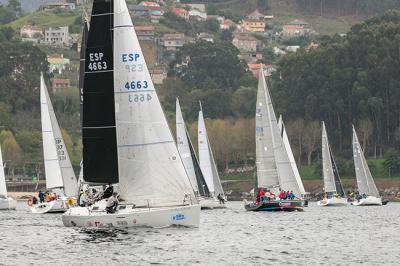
<box><xmin>201</xmin><ymin>0</ymin><xmax>400</xmax><ymax>35</ymax></box>
<box><xmin>5</xmin><ymin>10</ymin><xmax>79</xmax><ymax>29</ymax></box>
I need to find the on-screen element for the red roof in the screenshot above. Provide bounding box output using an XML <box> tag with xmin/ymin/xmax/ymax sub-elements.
<box><xmin>172</xmin><ymin>7</ymin><xmax>188</xmax><ymax>15</ymax></box>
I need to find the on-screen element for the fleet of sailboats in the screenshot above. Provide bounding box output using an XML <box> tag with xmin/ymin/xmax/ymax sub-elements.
<box><xmin>317</xmin><ymin>122</ymin><xmax>347</xmax><ymax>206</ymax></box>
<box><xmin>30</xmin><ymin>74</ymin><xmax>79</xmax><ymax>214</ymax></box>
<box><xmin>62</xmin><ymin>0</ymin><xmax>200</xmax><ymax>228</ymax></box>
<box><xmin>0</xmin><ymin>145</ymin><xmax>17</xmax><ymax>210</ymax></box>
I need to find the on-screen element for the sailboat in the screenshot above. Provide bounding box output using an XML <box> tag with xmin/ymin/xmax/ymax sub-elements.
<box><xmin>0</xmin><ymin>145</ymin><xmax>17</xmax><ymax>210</ymax></box>
<box><xmin>351</xmin><ymin>126</ymin><xmax>383</xmax><ymax>206</ymax></box>
<box><xmin>30</xmin><ymin>74</ymin><xmax>79</xmax><ymax>214</ymax></box>
<box><xmin>197</xmin><ymin>103</ymin><xmax>227</xmax><ymax>208</ymax></box>
<box><xmin>176</xmin><ymin>99</ymin><xmax>222</xmax><ymax>209</ymax></box>
<box><xmin>317</xmin><ymin>122</ymin><xmax>347</xmax><ymax>206</ymax></box>
<box><xmin>245</xmin><ymin>68</ymin><xmax>303</xmax><ymax>212</ymax></box>
<box><xmin>62</xmin><ymin>0</ymin><xmax>200</xmax><ymax>228</ymax></box>
<box><xmin>277</xmin><ymin>115</ymin><xmax>307</xmax><ymax>200</ymax></box>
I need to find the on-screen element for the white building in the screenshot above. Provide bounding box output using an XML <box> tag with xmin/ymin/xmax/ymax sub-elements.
<box><xmin>44</xmin><ymin>27</ymin><xmax>69</xmax><ymax>46</ymax></box>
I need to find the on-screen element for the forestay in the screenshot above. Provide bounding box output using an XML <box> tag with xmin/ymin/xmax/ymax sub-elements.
<box><xmin>41</xmin><ymin>74</ymin><xmax>78</xmax><ymax>197</ymax></box>
<box><xmin>352</xmin><ymin>126</ymin><xmax>380</xmax><ymax>197</ymax></box>
<box><xmin>278</xmin><ymin>116</ymin><xmax>306</xmax><ymax>196</ymax></box>
<box><xmin>113</xmin><ymin>0</ymin><xmax>196</xmax><ymax>206</ymax></box>
<box><xmin>176</xmin><ymin>98</ymin><xmax>199</xmax><ymax>193</ymax></box>
<box><xmin>0</xmin><ymin>146</ymin><xmax>7</xmax><ymax>197</ymax></box>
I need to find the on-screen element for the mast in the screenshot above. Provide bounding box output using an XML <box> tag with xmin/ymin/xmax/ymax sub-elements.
<box><xmin>352</xmin><ymin>126</ymin><xmax>380</xmax><ymax>197</ymax></box>
<box><xmin>82</xmin><ymin>0</ymin><xmax>119</xmax><ymax>184</ymax></box>
<box><xmin>112</xmin><ymin>0</ymin><xmax>195</xmax><ymax>206</ymax></box>
<box><xmin>0</xmin><ymin>146</ymin><xmax>7</xmax><ymax>197</ymax></box>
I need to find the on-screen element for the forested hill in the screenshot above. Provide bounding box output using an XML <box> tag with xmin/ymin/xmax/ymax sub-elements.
<box><xmin>271</xmin><ymin>10</ymin><xmax>400</xmax><ymax>157</ymax></box>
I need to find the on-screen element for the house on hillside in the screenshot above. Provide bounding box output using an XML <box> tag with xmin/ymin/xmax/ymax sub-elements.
<box><xmin>139</xmin><ymin>1</ymin><xmax>160</xmax><ymax>7</ymax></box>
<box><xmin>52</xmin><ymin>78</ymin><xmax>70</xmax><ymax>92</ymax></box>
<box><xmin>183</xmin><ymin>3</ymin><xmax>206</xmax><ymax>12</ymax></box>
<box><xmin>128</xmin><ymin>5</ymin><xmax>150</xmax><ymax>18</ymax></box>
<box><xmin>198</xmin><ymin>32</ymin><xmax>214</xmax><ymax>43</ymax></box>
<box><xmin>135</xmin><ymin>25</ymin><xmax>155</xmax><ymax>41</ymax></box>
<box><xmin>239</xmin><ymin>52</ymin><xmax>263</xmax><ymax>64</ymax></box>
<box><xmin>248</xmin><ymin>63</ymin><xmax>274</xmax><ymax>77</ymax></box>
<box><xmin>306</xmin><ymin>41</ymin><xmax>319</xmax><ymax>52</ymax></box>
<box><xmin>162</xmin><ymin>33</ymin><xmax>185</xmax><ymax>50</ymax></box>
<box><xmin>220</xmin><ymin>19</ymin><xmax>237</xmax><ymax>30</ymax></box>
<box><xmin>241</xmin><ymin>19</ymin><xmax>266</xmax><ymax>33</ymax></box>
<box><xmin>43</xmin><ymin>27</ymin><xmax>69</xmax><ymax>46</ymax></box>
<box><xmin>171</xmin><ymin>8</ymin><xmax>189</xmax><ymax>20</ymax></box>
<box><xmin>189</xmin><ymin>9</ymin><xmax>207</xmax><ymax>21</ymax></box>
<box><xmin>282</xmin><ymin>19</ymin><xmax>312</xmax><ymax>38</ymax></box>
<box><xmin>247</xmin><ymin>9</ymin><xmax>265</xmax><ymax>20</ymax></box>
<box><xmin>232</xmin><ymin>34</ymin><xmax>258</xmax><ymax>52</ymax></box>
<box><xmin>47</xmin><ymin>54</ymin><xmax>70</xmax><ymax>74</ymax></box>
<box><xmin>44</xmin><ymin>3</ymin><xmax>75</xmax><ymax>11</ymax></box>
<box><xmin>148</xmin><ymin>6</ymin><xmax>164</xmax><ymax>22</ymax></box>
<box><xmin>20</xmin><ymin>25</ymin><xmax>43</xmax><ymax>38</ymax></box>
<box><xmin>149</xmin><ymin>66</ymin><xmax>167</xmax><ymax>85</ymax></box>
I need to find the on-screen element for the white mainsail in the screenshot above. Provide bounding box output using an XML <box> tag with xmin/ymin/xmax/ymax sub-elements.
<box><xmin>352</xmin><ymin>126</ymin><xmax>380</xmax><ymax>197</ymax></box>
<box><xmin>321</xmin><ymin>121</ymin><xmax>337</xmax><ymax>193</ymax></box>
<box><xmin>40</xmin><ymin>74</ymin><xmax>78</xmax><ymax>197</ymax></box>
<box><xmin>113</xmin><ymin>0</ymin><xmax>195</xmax><ymax>206</ymax></box>
<box><xmin>278</xmin><ymin>116</ymin><xmax>306</xmax><ymax>195</ymax></box>
<box><xmin>198</xmin><ymin>105</ymin><xmax>224</xmax><ymax>197</ymax></box>
<box><xmin>0</xmin><ymin>145</ymin><xmax>7</xmax><ymax>197</ymax></box>
<box><xmin>256</xmin><ymin>68</ymin><xmax>302</xmax><ymax>196</ymax></box>
<box><xmin>176</xmin><ymin>98</ymin><xmax>199</xmax><ymax>193</ymax></box>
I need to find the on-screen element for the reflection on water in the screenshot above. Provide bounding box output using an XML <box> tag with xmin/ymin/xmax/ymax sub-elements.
<box><xmin>1</xmin><ymin>202</ymin><xmax>400</xmax><ymax>265</ymax></box>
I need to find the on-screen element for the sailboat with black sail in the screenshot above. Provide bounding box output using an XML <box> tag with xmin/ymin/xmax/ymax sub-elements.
<box><xmin>176</xmin><ymin>99</ymin><xmax>222</xmax><ymax>209</ymax></box>
<box><xmin>62</xmin><ymin>0</ymin><xmax>200</xmax><ymax>228</ymax></box>
<box><xmin>351</xmin><ymin>126</ymin><xmax>384</xmax><ymax>206</ymax></box>
<box><xmin>31</xmin><ymin>74</ymin><xmax>79</xmax><ymax>214</ymax></box>
<box><xmin>317</xmin><ymin>122</ymin><xmax>347</xmax><ymax>206</ymax></box>
<box><xmin>245</xmin><ymin>68</ymin><xmax>303</xmax><ymax>212</ymax></box>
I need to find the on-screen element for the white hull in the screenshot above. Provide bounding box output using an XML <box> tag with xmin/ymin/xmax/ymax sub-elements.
<box><xmin>199</xmin><ymin>197</ymin><xmax>226</xmax><ymax>209</ymax></box>
<box><xmin>352</xmin><ymin>196</ymin><xmax>382</xmax><ymax>206</ymax></box>
<box><xmin>30</xmin><ymin>198</ymin><xmax>71</xmax><ymax>214</ymax></box>
<box><xmin>0</xmin><ymin>197</ymin><xmax>17</xmax><ymax>210</ymax></box>
<box><xmin>317</xmin><ymin>197</ymin><xmax>348</xmax><ymax>207</ymax></box>
<box><xmin>62</xmin><ymin>203</ymin><xmax>200</xmax><ymax>228</ymax></box>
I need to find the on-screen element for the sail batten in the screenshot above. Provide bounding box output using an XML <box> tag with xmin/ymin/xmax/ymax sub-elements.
<box><xmin>352</xmin><ymin>126</ymin><xmax>380</xmax><ymax>197</ymax></box>
<box><xmin>113</xmin><ymin>0</ymin><xmax>195</xmax><ymax>206</ymax></box>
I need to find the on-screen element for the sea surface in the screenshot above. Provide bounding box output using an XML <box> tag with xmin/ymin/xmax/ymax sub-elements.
<box><xmin>1</xmin><ymin>201</ymin><xmax>399</xmax><ymax>265</ymax></box>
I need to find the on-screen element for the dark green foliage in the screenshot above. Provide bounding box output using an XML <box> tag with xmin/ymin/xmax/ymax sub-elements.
<box><xmin>384</xmin><ymin>149</ymin><xmax>400</xmax><ymax>175</ymax></box>
<box><xmin>0</xmin><ymin>6</ymin><xmax>17</xmax><ymax>24</ymax></box>
<box><xmin>272</xmin><ymin>10</ymin><xmax>400</xmax><ymax>156</ymax></box>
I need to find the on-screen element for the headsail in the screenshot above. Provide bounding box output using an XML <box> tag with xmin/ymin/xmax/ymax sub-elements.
<box><xmin>40</xmin><ymin>74</ymin><xmax>78</xmax><ymax>197</ymax></box>
<box><xmin>278</xmin><ymin>116</ymin><xmax>306</xmax><ymax>195</ymax></box>
<box><xmin>198</xmin><ymin>105</ymin><xmax>224</xmax><ymax>197</ymax></box>
<box><xmin>176</xmin><ymin>98</ymin><xmax>199</xmax><ymax>193</ymax></box>
<box><xmin>352</xmin><ymin>126</ymin><xmax>380</xmax><ymax>197</ymax></box>
<box><xmin>113</xmin><ymin>0</ymin><xmax>195</xmax><ymax>206</ymax></box>
<box><xmin>83</xmin><ymin>0</ymin><xmax>119</xmax><ymax>184</ymax></box>
<box><xmin>0</xmin><ymin>145</ymin><xmax>7</xmax><ymax>197</ymax></box>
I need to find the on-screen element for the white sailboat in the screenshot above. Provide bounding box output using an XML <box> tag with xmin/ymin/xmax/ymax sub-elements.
<box><xmin>0</xmin><ymin>145</ymin><xmax>17</xmax><ymax>210</ymax></box>
<box><xmin>351</xmin><ymin>126</ymin><xmax>382</xmax><ymax>206</ymax></box>
<box><xmin>198</xmin><ymin>103</ymin><xmax>226</xmax><ymax>208</ymax></box>
<box><xmin>176</xmin><ymin>99</ymin><xmax>221</xmax><ymax>209</ymax></box>
<box><xmin>62</xmin><ymin>0</ymin><xmax>200</xmax><ymax>228</ymax></box>
<box><xmin>30</xmin><ymin>74</ymin><xmax>79</xmax><ymax>214</ymax></box>
<box><xmin>317</xmin><ymin>122</ymin><xmax>347</xmax><ymax>206</ymax></box>
<box><xmin>277</xmin><ymin>115</ymin><xmax>307</xmax><ymax>197</ymax></box>
<box><xmin>245</xmin><ymin>67</ymin><xmax>303</xmax><ymax>211</ymax></box>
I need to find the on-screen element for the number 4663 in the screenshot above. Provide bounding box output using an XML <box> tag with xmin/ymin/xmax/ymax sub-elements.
<box><xmin>125</xmin><ymin>80</ymin><xmax>148</xmax><ymax>90</ymax></box>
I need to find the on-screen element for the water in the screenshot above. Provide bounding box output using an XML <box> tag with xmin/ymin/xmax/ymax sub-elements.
<box><xmin>1</xmin><ymin>202</ymin><xmax>399</xmax><ymax>265</ymax></box>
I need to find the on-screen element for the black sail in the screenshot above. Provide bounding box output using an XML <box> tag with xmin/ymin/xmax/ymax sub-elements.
<box><xmin>187</xmin><ymin>131</ymin><xmax>210</xmax><ymax>197</ymax></box>
<box><xmin>79</xmin><ymin>18</ymin><xmax>89</xmax><ymax>126</ymax></box>
<box><xmin>82</xmin><ymin>0</ymin><xmax>118</xmax><ymax>183</ymax></box>
<box><xmin>330</xmin><ymin>149</ymin><xmax>345</xmax><ymax>197</ymax></box>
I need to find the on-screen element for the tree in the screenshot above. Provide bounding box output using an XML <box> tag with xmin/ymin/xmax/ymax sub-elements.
<box><xmin>0</xmin><ymin>6</ymin><xmax>17</xmax><ymax>24</ymax></box>
<box><xmin>7</xmin><ymin>0</ymin><xmax>21</xmax><ymax>14</ymax></box>
<box><xmin>0</xmin><ymin>130</ymin><xmax>24</xmax><ymax>177</ymax></box>
<box><xmin>303</xmin><ymin>121</ymin><xmax>321</xmax><ymax>165</ymax></box>
<box><xmin>384</xmin><ymin>148</ymin><xmax>400</xmax><ymax>176</ymax></box>
<box><xmin>357</xmin><ymin>118</ymin><xmax>373</xmax><ymax>152</ymax></box>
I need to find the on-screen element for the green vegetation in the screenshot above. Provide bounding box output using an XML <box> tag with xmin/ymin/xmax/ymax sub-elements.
<box><xmin>5</xmin><ymin>10</ymin><xmax>79</xmax><ymax>29</ymax></box>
